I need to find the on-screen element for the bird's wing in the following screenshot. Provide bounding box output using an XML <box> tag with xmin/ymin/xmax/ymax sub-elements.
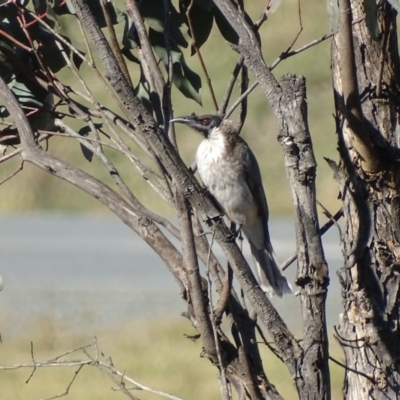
<box><xmin>238</xmin><ymin>139</ymin><xmax>271</xmax><ymax>243</ymax></box>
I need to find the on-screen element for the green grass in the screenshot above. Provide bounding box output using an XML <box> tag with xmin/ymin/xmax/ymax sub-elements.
<box><xmin>0</xmin><ymin>314</ymin><xmax>345</xmax><ymax>399</ymax></box>
<box><xmin>0</xmin><ymin>0</ymin><xmax>340</xmax><ymax>215</ymax></box>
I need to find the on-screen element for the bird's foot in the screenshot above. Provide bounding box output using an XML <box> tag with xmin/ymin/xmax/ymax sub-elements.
<box><xmin>225</xmin><ymin>223</ymin><xmax>243</xmax><ymax>242</ymax></box>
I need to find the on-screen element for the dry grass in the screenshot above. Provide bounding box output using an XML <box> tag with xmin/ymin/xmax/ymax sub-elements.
<box><xmin>0</xmin><ymin>313</ymin><xmax>346</xmax><ymax>400</ymax></box>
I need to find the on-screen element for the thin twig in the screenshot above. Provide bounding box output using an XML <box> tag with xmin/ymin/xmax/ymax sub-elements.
<box><xmin>283</xmin><ymin>0</ymin><xmax>303</xmax><ymax>56</ymax></box>
<box><xmin>186</xmin><ymin>0</ymin><xmax>218</xmax><ymax>111</ymax></box>
<box><xmin>55</xmin><ymin>38</ymin><xmax>172</xmax><ymax>207</ymax></box>
<box><xmin>329</xmin><ymin>355</ymin><xmax>376</xmax><ymax>382</ymax></box>
<box><xmin>317</xmin><ymin>200</ymin><xmax>343</xmax><ymax>242</ymax></box>
<box><xmin>206</xmin><ymin>231</ymin><xmax>230</xmax><ymax>400</ymax></box>
<box><xmin>43</xmin><ymin>365</ymin><xmax>84</xmax><ymax>400</ymax></box>
<box><xmin>26</xmin><ymin>341</ymin><xmax>37</xmax><ymax>384</ymax></box>
<box><xmin>281</xmin><ymin>208</ymin><xmax>343</xmax><ymax>271</ymax></box>
<box><xmin>0</xmin><ymin>27</ymin><xmax>32</xmax><ymax>52</ymax></box>
<box><xmin>25</xmin><ymin>9</ymin><xmax>88</xmax><ymax>64</ymax></box>
<box><xmin>214</xmin><ymin>264</ymin><xmax>232</xmax><ymax>321</ymax></box>
<box><xmin>238</xmin><ymin>64</ymin><xmax>248</xmax><ymax>133</ymax></box>
<box><xmin>75</xmin><ymin>16</ymin><xmax>134</xmax><ymax>124</ymax></box>
<box><xmin>98</xmin><ymin>360</ymin><xmax>184</xmax><ymax>400</ymax></box>
<box><xmin>226</xmin><ymin>32</ymin><xmax>333</xmax><ymax>118</ymax></box>
<box><xmin>0</xmin><ymin>160</ymin><xmax>23</xmax><ymax>186</ymax></box>
<box><xmin>1</xmin><ymin>338</ymin><xmax>184</xmax><ymax>400</ymax></box>
<box><xmin>219</xmin><ymin>57</ymin><xmax>244</xmax><ymax>116</ymax></box>
<box><xmin>53</xmin><ymin>120</ymin><xmax>181</xmax><ymax>240</ymax></box>
<box><xmin>162</xmin><ymin>0</ymin><xmax>175</xmax><ymax>144</ymax></box>
<box><xmin>125</xmin><ymin>0</ymin><xmax>165</xmax><ymax>96</ymax></box>
<box><xmin>0</xmin><ymin>134</ymin><xmax>50</xmax><ymax>164</ymax></box>
<box><xmin>100</xmin><ymin>0</ymin><xmax>132</xmax><ymax>87</ymax></box>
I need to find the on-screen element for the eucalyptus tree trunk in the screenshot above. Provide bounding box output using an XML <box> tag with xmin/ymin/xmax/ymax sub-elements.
<box><xmin>331</xmin><ymin>0</ymin><xmax>400</xmax><ymax>398</ymax></box>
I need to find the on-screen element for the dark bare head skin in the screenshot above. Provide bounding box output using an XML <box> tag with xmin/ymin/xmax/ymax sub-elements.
<box><xmin>170</xmin><ymin>114</ymin><xmax>223</xmax><ymax>137</ymax></box>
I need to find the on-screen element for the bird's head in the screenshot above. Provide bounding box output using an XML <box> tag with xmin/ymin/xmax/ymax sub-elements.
<box><xmin>170</xmin><ymin>113</ymin><xmax>223</xmax><ymax>137</ymax></box>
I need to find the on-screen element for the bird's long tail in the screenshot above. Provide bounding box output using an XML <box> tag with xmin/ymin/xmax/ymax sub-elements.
<box><xmin>250</xmin><ymin>242</ymin><xmax>292</xmax><ymax>297</ymax></box>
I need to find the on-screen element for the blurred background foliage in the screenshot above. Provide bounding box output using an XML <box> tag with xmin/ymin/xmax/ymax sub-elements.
<box><xmin>0</xmin><ymin>0</ymin><xmax>339</xmax><ymax>216</ymax></box>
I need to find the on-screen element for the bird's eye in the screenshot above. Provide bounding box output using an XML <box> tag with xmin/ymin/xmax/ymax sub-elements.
<box><xmin>202</xmin><ymin>118</ymin><xmax>210</xmax><ymax>126</ymax></box>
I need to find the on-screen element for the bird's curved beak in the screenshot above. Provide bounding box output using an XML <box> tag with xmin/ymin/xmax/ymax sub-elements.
<box><xmin>169</xmin><ymin>117</ymin><xmax>190</xmax><ymax>125</ymax></box>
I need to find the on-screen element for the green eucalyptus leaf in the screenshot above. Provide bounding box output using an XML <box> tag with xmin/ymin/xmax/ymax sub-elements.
<box><xmin>80</xmin><ymin>143</ymin><xmax>93</xmax><ymax>162</ymax></box>
<box><xmin>172</xmin><ymin>58</ymin><xmax>202</xmax><ymax>104</ymax></box>
<box><xmin>2</xmin><ymin>9</ymin><xmax>39</xmax><ymax>43</ymax></box>
<box><xmin>180</xmin><ymin>0</ymin><xmax>214</xmax><ymax>54</ymax></box>
<box><xmin>326</xmin><ymin>0</ymin><xmax>339</xmax><ymax>33</ymax></box>
<box><xmin>122</xmin><ymin>14</ymin><xmax>139</xmax><ymax>50</ymax></box>
<box><xmin>138</xmin><ymin>0</ymin><xmax>188</xmax><ymax>47</ymax></box>
<box><xmin>121</xmin><ymin>47</ymin><xmax>140</xmax><ymax>63</ymax></box>
<box><xmin>71</xmin><ymin>49</ymin><xmax>85</xmax><ymax>70</ymax></box>
<box><xmin>30</xmin><ymin>108</ymin><xmax>55</xmax><ymax>131</ymax></box>
<box><xmin>9</xmin><ymin>74</ymin><xmax>55</xmax><ymax>131</ymax></box>
<box><xmin>363</xmin><ymin>0</ymin><xmax>378</xmax><ymax>39</ymax></box>
<box><xmin>44</xmin><ymin>5</ymin><xmax>60</xmax><ymax>29</ymax></box>
<box><xmin>54</xmin><ymin>0</ymin><xmax>75</xmax><ymax>15</ymax></box>
<box><xmin>37</xmin><ymin>27</ymin><xmax>67</xmax><ymax>72</ymax></box>
<box><xmin>0</xmin><ymin>2</ymin><xmax>19</xmax><ymax>21</ymax></box>
<box><xmin>150</xmin><ymin>29</ymin><xmax>201</xmax><ymax>104</ymax></box>
<box><xmin>54</xmin><ymin>0</ymin><xmax>122</xmax><ymax>26</ymax></box>
<box><xmin>90</xmin><ymin>1</ymin><xmax>123</xmax><ymax>27</ymax></box>
<box><xmin>78</xmin><ymin>123</ymin><xmax>102</xmax><ymax>137</ymax></box>
<box><xmin>0</xmin><ymin>106</ymin><xmax>10</xmax><ymax>119</ymax></box>
<box><xmin>33</xmin><ymin>0</ymin><xmax>47</xmax><ymax>15</ymax></box>
<box><xmin>0</xmin><ymin>39</ymin><xmax>15</xmax><ymax>77</ymax></box>
<box><xmin>214</xmin><ymin>7</ymin><xmax>239</xmax><ymax>44</ymax></box>
<box><xmin>214</xmin><ymin>6</ymin><xmax>259</xmax><ymax>45</ymax></box>
<box><xmin>8</xmin><ymin>74</ymin><xmax>49</xmax><ymax>107</ymax></box>
<box><xmin>135</xmin><ymin>70</ymin><xmax>153</xmax><ymax>114</ymax></box>
<box><xmin>193</xmin><ymin>0</ymin><xmax>213</xmax><ymax>12</ymax></box>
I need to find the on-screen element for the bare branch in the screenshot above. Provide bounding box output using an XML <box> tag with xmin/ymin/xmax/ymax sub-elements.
<box><xmin>204</xmin><ymin>232</ymin><xmax>230</xmax><ymax>400</ymax></box>
<box><xmin>25</xmin><ymin>9</ymin><xmax>89</xmax><ymax>64</ymax></box>
<box><xmin>0</xmin><ymin>160</ymin><xmax>23</xmax><ymax>186</ymax></box>
<box><xmin>125</xmin><ymin>0</ymin><xmax>164</xmax><ymax>104</ymax></box>
<box><xmin>281</xmin><ymin>208</ymin><xmax>343</xmax><ymax>271</ymax></box>
<box><xmin>53</xmin><ymin>120</ymin><xmax>180</xmax><ymax>240</ymax></box>
<box><xmin>43</xmin><ymin>365</ymin><xmax>84</xmax><ymax>400</ymax></box>
<box><xmin>279</xmin><ymin>74</ymin><xmax>330</xmax><ymax>399</ymax></box>
<box><xmin>0</xmin><ymin>73</ymin><xmax>188</xmax><ymax>296</ymax></box>
<box><xmin>174</xmin><ymin>187</ymin><xmax>217</xmax><ymax>360</ymax></box>
<box><xmin>100</xmin><ymin>0</ymin><xmax>132</xmax><ymax>87</ymax></box>
<box><xmin>0</xmin><ymin>339</ymin><xmax>185</xmax><ymax>400</ymax></box>
<box><xmin>220</xmin><ymin>57</ymin><xmax>244</xmax><ymax>116</ymax></box>
<box><xmin>336</xmin><ymin>0</ymin><xmax>380</xmax><ymax>172</ymax></box>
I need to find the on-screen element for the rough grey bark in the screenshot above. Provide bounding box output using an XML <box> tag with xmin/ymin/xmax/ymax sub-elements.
<box><xmin>279</xmin><ymin>75</ymin><xmax>331</xmax><ymax>400</ymax></box>
<box><xmin>212</xmin><ymin>1</ymin><xmax>331</xmax><ymax>399</ymax></box>
<box><xmin>332</xmin><ymin>0</ymin><xmax>400</xmax><ymax>398</ymax></box>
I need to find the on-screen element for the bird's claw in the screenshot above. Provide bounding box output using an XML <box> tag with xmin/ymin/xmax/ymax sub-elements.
<box><xmin>200</xmin><ymin>186</ymin><xmax>210</xmax><ymax>195</ymax></box>
<box><xmin>225</xmin><ymin>224</ymin><xmax>242</xmax><ymax>242</ymax></box>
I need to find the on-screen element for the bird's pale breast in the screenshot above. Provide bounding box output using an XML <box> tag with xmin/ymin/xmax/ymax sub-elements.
<box><xmin>196</xmin><ymin>137</ymin><xmax>259</xmax><ymax>226</ymax></box>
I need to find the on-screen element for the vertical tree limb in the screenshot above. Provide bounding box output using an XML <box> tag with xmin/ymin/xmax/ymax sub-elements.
<box><xmin>279</xmin><ymin>74</ymin><xmax>331</xmax><ymax>400</ymax></box>
<box><xmin>336</xmin><ymin>0</ymin><xmax>380</xmax><ymax>173</ymax></box>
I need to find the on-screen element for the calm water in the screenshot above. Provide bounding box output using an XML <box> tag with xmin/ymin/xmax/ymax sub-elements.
<box><xmin>0</xmin><ymin>213</ymin><xmax>343</xmax><ymax>335</ymax></box>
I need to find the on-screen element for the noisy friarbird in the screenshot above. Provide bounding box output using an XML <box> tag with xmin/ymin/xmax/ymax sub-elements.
<box><xmin>170</xmin><ymin>114</ymin><xmax>292</xmax><ymax>297</ymax></box>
